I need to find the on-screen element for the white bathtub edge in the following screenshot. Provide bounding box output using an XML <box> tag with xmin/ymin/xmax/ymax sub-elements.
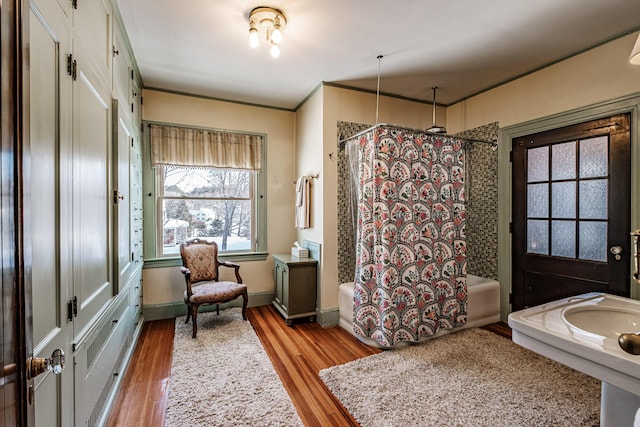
<box><xmin>338</xmin><ymin>275</ymin><xmax>501</xmax><ymax>348</ymax></box>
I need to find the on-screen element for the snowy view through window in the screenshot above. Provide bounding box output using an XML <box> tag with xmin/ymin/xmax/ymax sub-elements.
<box><xmin>159</xmin><ymin>166</ymin><xmax>253</xmax><ymax>255</ymax></box>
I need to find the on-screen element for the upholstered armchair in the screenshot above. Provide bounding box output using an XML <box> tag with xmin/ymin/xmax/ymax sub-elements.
<box><xmin>179</xmin><ymin>238</ymin><xmax>248</xmax><ymax>338</ymax></box>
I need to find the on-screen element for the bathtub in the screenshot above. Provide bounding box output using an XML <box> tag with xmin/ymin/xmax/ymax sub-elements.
<box><xmin>338</xmin><ymin>274</ymin><xmax>501</xmax><ymax>348</ymax></box>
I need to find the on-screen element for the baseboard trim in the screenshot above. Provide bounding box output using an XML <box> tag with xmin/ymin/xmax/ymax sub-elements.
<box><xmin>316</xmin><ymin>307</ymin><xmax>339</xmax><ymax>327</ymax></box>
<box><xmin>100</xmin><ymin>315</ymin><xmax>145</xmax><ymax>426</ymax></box>
<box><xmin>143</xmin><ymin>291</ymin><xmax>275</xmax><ymax>321</ymax></box>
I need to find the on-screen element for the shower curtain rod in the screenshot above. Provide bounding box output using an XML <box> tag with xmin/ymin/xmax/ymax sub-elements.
<box><xmin>338</xmin><ymin>122</ymin><xmax>498</xmax><ymax>150</ymax></box>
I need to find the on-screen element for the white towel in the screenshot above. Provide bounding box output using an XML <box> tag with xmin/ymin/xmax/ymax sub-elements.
<box><xmin>295</xmin><ymin>176</ymin><xmax>305</xmax><ymax>207</ymax></box>
<box><xmin>295</xmin><ymin>176</ymin><xmax>310</xmax><ymax>229</ymax></box>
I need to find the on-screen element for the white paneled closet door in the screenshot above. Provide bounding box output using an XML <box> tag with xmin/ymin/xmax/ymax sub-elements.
<box><xmin>71</xmin><ymin>1</ymin><xmax>117</xmax><ymax>423</ymax></box>
<box><xmin>29</xmin><ymin>0</ymin><xmax>74</xmax><ymax>425</ymax></box>
<box><xmin>73</xmin><ymin>0</ymin><xmax>112</xmax><ymax>89</ymax></box>
<box><xmin>70</xmin><ymin>29</ymin><xmax>113</xmax><ymax>338</ymax></box>
<box><xmin>113</xmin><ymin>100</ymin><xmax>134</xmax><ymax>293</ymax></box>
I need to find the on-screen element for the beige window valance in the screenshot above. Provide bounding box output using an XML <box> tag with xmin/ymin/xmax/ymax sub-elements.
<box><xmin>150</xmin><ymin>124</ymin><xmax>262</xmax><ymax>171</ymax></box>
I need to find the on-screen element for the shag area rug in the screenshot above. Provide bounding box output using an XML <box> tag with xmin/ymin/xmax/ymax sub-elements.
<box><xmin>320</xmin><ymin>328</ymin><xmax>601</xmax><ymax>427</ymax></box>
<box><xmin>165</xmin><ymin>308</ymin><xmax>303</xmax><ymax>427</ymax></box>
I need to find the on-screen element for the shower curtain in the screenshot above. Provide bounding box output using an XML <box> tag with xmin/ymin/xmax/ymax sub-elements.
<box><xmin>350</xmin><ymin>126</ymin><xmax>467</xmax><ymax>346</ymax></box>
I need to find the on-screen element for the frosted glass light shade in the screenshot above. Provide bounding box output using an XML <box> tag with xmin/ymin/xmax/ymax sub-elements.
<box><xmin>249</xmin><ymin>29</ymin><xmax>259</xmax><ymax>48</ymax></box>
<box><xmin>272</xmin><ymin>27</ymin><xmax>282</xmax><ymax>44</ymax></box>
<box><xmin>630</xmin><ymin>33</ymin><xmax>640</xmax><ymax>65</ymax></box>
<box><xmin>270</xmin><ymin>44</ymin><xmax>280</xmax><ymax>58</ymax></box>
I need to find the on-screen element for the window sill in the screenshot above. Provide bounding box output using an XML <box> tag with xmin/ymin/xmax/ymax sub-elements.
<box><xmin>143</xmin><ymin>251</ymin><xmax>270</xmax><ymax>269</ymax></box>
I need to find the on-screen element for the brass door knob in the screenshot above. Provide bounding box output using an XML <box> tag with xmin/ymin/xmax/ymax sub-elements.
<box><xmin>26</xmin><ymin>349</ymin><xmax>65</xmax><ymax>380</ymax></box>
<box><xmin>610</xmin><ymin>245</ymin><xmax>624</xmax><ymax>261</ymax></box>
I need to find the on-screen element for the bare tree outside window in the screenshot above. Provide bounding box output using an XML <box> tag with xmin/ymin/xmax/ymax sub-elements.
<box><xmin>158</xmin><ymin>166</ymin><xmax>254</xmax><ymax>255</ymax></box>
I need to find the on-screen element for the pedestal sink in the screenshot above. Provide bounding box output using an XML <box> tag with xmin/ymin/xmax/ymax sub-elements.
<box><xmin>563</xmin><ymin>306</ymin><xmax>640</xmax><ymax>338</ymax></box>
<box><xmin>508</xmin><ymin>293</ymin><xmax>640</xmax><ymax>427</ymax></box>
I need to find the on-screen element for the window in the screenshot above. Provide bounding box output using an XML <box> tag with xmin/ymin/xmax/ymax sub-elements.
<box><xmin>158</xmin><ymin>166</ymin><xmax>255</xmax><ymax>256</ymax></box>
<box><xmin>144</xmin><ymin>123</ymin><xmax>267</xmax><ymax>263</ymax></box>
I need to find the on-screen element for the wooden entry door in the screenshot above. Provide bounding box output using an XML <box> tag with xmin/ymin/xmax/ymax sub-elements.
<box><xmin>1</xmin><ymin>0</ymin><xmax>29</xmax><ymax>425</ymax></box>
<box><xmin>29</xmin><ymin>0</ymin><xmax>75</xmax><ymax>425</ymax></box>
<box><xmin>512</xmin><ymin>114</ymin><xmax>631</xmax><ymax>310</ymax></box>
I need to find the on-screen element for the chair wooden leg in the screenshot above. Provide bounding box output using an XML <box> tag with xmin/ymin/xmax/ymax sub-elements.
<box><xmin>216</xmin><ymin>304</ymin><xmax>220</xmax><ymax>315</ymax></box>
<box><xmin>185</xmin><ymin>302</ymin><xmax>191</xmax><ymax>324</ymax></box>
<box><xmin>191</xmin><ymin>305</ymin><xmax>199</xmax><ymax>338</ymax></box>
<box><xmin>241</xmin><ymin>291</ymin><xmax>248</xmax><ymax>320</ymax></box>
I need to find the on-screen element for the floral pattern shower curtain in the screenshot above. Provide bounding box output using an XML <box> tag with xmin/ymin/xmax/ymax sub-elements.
<box><xmin>352</xmin><ymin>126</ymin><xmax>467</xmax><ymax>346</ymax></box>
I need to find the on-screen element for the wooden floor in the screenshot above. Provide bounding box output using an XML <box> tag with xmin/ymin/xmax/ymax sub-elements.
<box><xmin>107</xmin><ymin>305</ymin><xmax>511</xmax><ymax>427</ymax></box>
<box><xmin>106</xmin><ymin>318</ymin><xmax>175</xmax><ymax>427</ymax></box>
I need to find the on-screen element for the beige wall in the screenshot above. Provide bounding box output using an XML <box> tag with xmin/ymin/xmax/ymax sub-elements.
<box><xmin>141</xmin><ymin>90</ymin><xmax>296</xmax><ymax>305</ymax></box>
<box><xmin>447</xmin><ymin>34</ymin><xmax>640</xmax><ymax>132</ymax></box>
<box><xmin>294</xmin><ymin>89</ymin><xmax>325</xmax><ymax>304</ymax></box>
<box><xmin>295</xmin><ymin>89</ymin><xmax>324</xmax><ymax>245</ymax></box>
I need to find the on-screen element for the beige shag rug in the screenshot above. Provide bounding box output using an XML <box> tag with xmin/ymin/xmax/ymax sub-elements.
<box><xmin>165</xmin><ymin>308</ymin><xmax>303</xmax><ymax>427</ymax></box>
<box><xmin>320</xmin><ymin>328</ymin><xmax>601</xmax><ymax>427</ymax></box>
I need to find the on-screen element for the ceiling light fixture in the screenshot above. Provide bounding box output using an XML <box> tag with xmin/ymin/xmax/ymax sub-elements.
<box><xmin>248</xmin><ymin>6</ymin><xmax>287</xmax><ymax>58</ymax></box>
<box><xmin>629</xmin><ymin>33</ymin><xmax>640</xmax><ymax>65</ymax></box>
<box><xmin>426</xmin><ymin>86</ymin><xmax>447</xmax><ymax>134</ymax></box>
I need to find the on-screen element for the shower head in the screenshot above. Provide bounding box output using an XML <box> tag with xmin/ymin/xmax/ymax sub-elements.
<box><xmin>425</xmin><ymin>124</ymin><xmax>447</xmax><ymax>134</ymax></box>
<box><xmin>426</xmin><ymin>86</ymin><xmax>446</xmax><ymax>134</ymax></box>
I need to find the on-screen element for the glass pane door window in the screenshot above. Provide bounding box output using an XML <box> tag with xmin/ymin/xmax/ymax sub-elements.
<box><xmin>526</xmin><ymin>136</ymin><xmax>609</xmax><ymax>262</ymax></box>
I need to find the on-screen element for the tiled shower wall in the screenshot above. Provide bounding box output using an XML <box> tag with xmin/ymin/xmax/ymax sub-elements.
<box><xmin>456</xmin><ymin>122</ymin><xmax>499</xmax><ymax>280</ymax></box>
<box><xmin>336</xmin><ymin>121</ymin><xmax>499</xmax><ymax>284</ymax></box>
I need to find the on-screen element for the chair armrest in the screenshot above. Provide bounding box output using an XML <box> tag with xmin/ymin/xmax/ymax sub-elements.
<box><xmin>218</xmin><ymin>260</ymin><xmax>243</xmax><ymax>284</ymax></box>
<box><xmin>180</xmin><ymin>267</ymin><xmax>192</xmax><ymax>296</ymax></box>
<box><xmin>219</xmin><ymin>260</ymin><xmax>238</xmax><ymax>269</ymax></box>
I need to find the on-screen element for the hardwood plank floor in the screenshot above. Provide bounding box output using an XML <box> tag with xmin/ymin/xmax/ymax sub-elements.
<box><xmin>106</xmin><ymin>305</ymin><xmax>511</xmax><ymax>426</ymax></box>
<box><xmin>107</xmin><ymin>318</ymin><xmax>175</xmax><ymax>427</ymax></box>
<box><xmin>249</xmin><ymin>305</ymin><xmax>381</xmax><ymax>426</ymax></box>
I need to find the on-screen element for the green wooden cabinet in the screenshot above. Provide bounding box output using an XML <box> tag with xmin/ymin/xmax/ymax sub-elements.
<box><xmin>272</xmin><ymin>254</ymin><xmax>317</xmax><ymax>325</ymax></box>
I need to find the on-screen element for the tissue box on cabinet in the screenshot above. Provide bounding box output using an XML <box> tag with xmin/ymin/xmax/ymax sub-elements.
<box><xmin>291</xmin><ymin>247</ymin><xmax>309</xmax><ymax>258</ymax></box>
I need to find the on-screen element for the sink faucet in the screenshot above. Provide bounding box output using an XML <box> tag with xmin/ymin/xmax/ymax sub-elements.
<box><xmin>619</xmin><ymin>333</ymin><xmax>640</xmax><ymax>355</ymax></box>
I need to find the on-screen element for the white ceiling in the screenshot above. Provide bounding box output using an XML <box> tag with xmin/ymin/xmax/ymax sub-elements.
<box><xmin>117</xmin><ymin>0</ymin><xmax>640</xmax><ymax>110</ymax></box>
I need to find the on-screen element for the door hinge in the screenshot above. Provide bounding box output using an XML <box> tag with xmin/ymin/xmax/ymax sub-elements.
<box><xmin>509</xmin><ymin>151</ymin><xmax>513</xmax><ymax>162</ymax></box>
<box><xmin>509</xmin><ymin>222</ymin><xmax>513</xmax><ymax>233</ymax></box>
<box><xmin>113</xmin><ymin>190</ymin><xmax>124</xmax><ymax>204</ymax></box>
<box><xmin>72</xmin><ymin>0</ymin><xmax>77</xmax><ymax>9</ymax></box>
<box><xmin>67</xmin><ymin>56</ymin><xmax>77</xmax><ymax>81</ymax></box>
<box><xmin>509</xmin><ymin>293</ymin><xmax>513</xmax><ymax>304</ymax></box>
<box><xmin>67</xmin><ymin>296</ymin><xmax>78</xmax><ymax>321</ymax></box>
<box><xmin>66</xmin><ymin>54</ymin><xmax>73</xmax><ymax>76</ymax></box>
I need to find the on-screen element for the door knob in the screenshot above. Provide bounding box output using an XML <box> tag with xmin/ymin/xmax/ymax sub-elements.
<box><xmin>26</xmin><ymin>349</ymin><xmax>65</xmax><ymax>380</ymax></box>
<box><xmin>610</xmin><ymin>245</ymin><xmax>623</xmax><ymax>261</ymax></box>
